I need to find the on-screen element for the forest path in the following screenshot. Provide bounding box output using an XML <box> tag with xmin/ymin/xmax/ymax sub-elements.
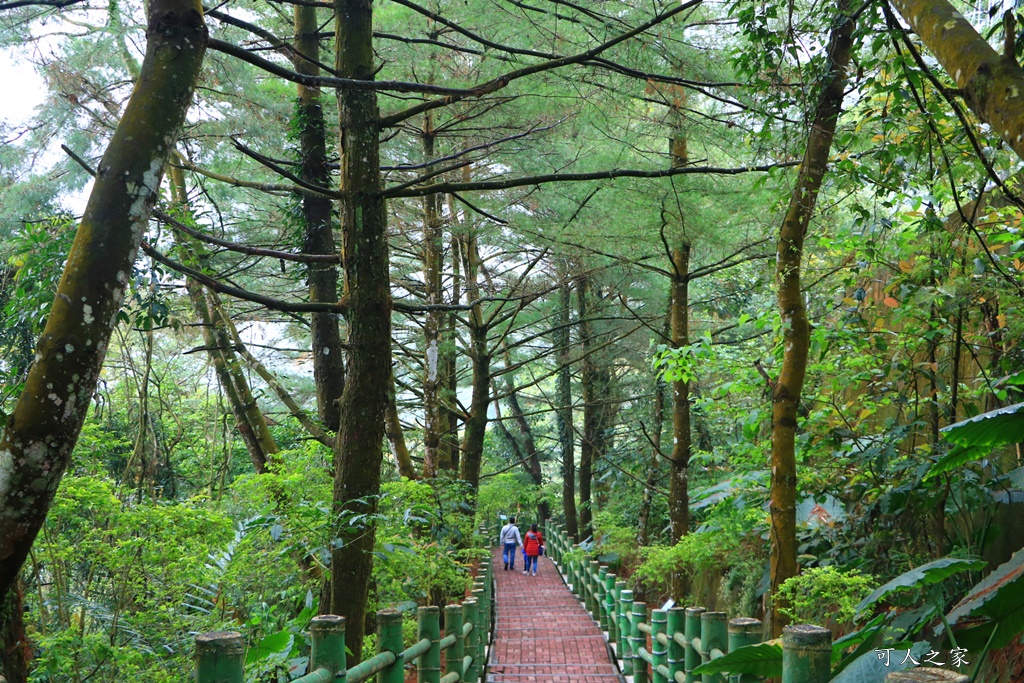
<box><xmin>486</xmin><ymin>547</ymin><xmax>625</xmax><ymax>683</ymax></box>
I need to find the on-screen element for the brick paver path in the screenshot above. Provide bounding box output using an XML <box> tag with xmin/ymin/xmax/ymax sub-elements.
<box><xmin>486</xmin><ymin>548</ymin><xmax>624</xmax><ymax>683</ymax></box>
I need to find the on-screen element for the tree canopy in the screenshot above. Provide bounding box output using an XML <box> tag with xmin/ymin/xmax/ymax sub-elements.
<box><xmin>4</xmin><ymin>0</ymin><xmax>1024</xmax><ymax>679</ymax></box>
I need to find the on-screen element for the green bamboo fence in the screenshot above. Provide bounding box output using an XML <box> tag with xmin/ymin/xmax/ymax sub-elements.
<box><xmin>194</xmin><ymin>525</ymin><xmax>493</xmax><ymax>683</ymax></box>
<box><xmin>543</xmin><ymin>522</ymin><xmax>966</xmax><ymax>683</ymax></box>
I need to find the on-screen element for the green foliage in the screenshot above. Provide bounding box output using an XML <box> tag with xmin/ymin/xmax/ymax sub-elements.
<box><xmin>943</xmin><ymin>549</ymin><xmax>1024</xmax><ymax>649</ymax></box>
<box><xmin>691</xmin><ymin>641</ymin><xmax>782</xmax><ymax>678</ymax></box>
<box><xmin>651</xmin><ymin>333</ymin><xmax>714</xmax><ymax>384</ymax></box>
<box><xmin>776</xmin><ymin>566</ymin><xmax>876</xmax><ymax>631</ymax></box>
<box><xmin>856</xmin><ymin>557</ymin><xmax>987</xmax><ymax>619</ymax></box>
<box><xmin>634</xmin><ymin>506</ymin><xmax>761</xmax><ymax>599</ymax></box>
<box><xmin>476</xmin><ymin>472</ymin><xmax>542</xmax><ymax>529</ymax></box>
<box><xmin>26</xmin><ymin>476</ymin><xmax>234</xmax><ymax>682</ymax></box>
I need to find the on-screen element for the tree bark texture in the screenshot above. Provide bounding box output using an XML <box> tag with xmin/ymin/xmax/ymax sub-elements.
<box><xmin>669</xmin><ymin>244</ymin><xmax>691</xmax><ymax>600</ymax></box>
<box><xmin>459</xmin><ymin>234</ymin><xmax>490</xmax><ymax>492</ymax></box>
<box><xmin>295</xmin><ymin>4</ymin><xmax>346</xmax><ymax>433</ymax></box>
<box><xmin>891</xmin><ymin>0</ymin><xmax>1024</xmax><ymax>161</ymax></box>
<box><xmin>668</xmin><ymin>247</ymin><xmax>689</xmax><ymax>523</ymax></box>
<box><xmin>421</xmin><ymin>121</ymin><xmax>448</xmax><ymax>477</ymax></box>
<box><xmin>576</xmin><ymin>274</ymin><xmax>596</xmax><ymax>540</ymax></box>
<box><xmin>769</xmin><ymin>0</ymin><xmax>855</xmax><ymax>637</ymax></box>
<box><xmin>0</xmin><ymin>0</ymin><xmax>206</xmax><ymax>618</ymax></box>
<box><xmin>554</xmin><ymin>282</ymin><xmax>578</xmax><ymax>537</ymax></box>
<box><xmin>329</xmin><ymin>0</ymin><xmax>389</xmax><ymax>664</ymax></box>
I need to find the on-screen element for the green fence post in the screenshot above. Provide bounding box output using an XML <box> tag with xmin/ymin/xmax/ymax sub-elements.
<box><xmin>418</xmin><ymin>606</ymin><xmax>441</xmax><ymax>683</ymax></box>
<box><xmin>377</xmin><ymin>609</ymin><xmax>404</xmax><ymax>683</ymax></box>
<box><xmin>472</xmin><ymin>586</ymin><xmax>486</xmax><ymax>671</ymax></box>
<box><xmin>195</xmin><ymin>631</ymin><xmax>244</xmax><ymax>683</ymax></box>
<box><xmin>885</xmin><ymin>671</ymin><xmax>969</xmax><ymax>682</ymax></box>
<box><xmin>464</xmin><ymin>599</ymin><xmax>479</xmax><ymax>683</ymax></box>
<box><xmin>781</xmin><ymin>625</ymin><xmax>831</xmax><ymax>683</ymax></box>
<box><xmin>605</xmin><ymin>573</ymin><xmax>618</xmax><ymax>642</ymax></box>
<box><xmin>619</xmin><ymin>589</ymin><xmax>634</xmax><ymax>676</ymax></box>
<box><xmin>614</xmin><ymin>580</ymin><xmax>627</xmax><ymax>660</ymax></box>
<box><xmin>700</xmin><ymin>612</ymin><xmax>727</xmax><ymax>683</ymax></box>
<box><xmin>566</xmin><ymin>537</ymin><xmax>578</xmax><ymax>595</ymax></box>
<box><xmin>310</xmin><ymin>615</ymin><xmax>347</xmax><ymax>675</ymax></box>
<box><xmin>597</xmin><ymin>566</ymin><xmax>609</xmax><ymax>630</ymax></box>
<box><xmin>652</xmin><ymin>609</ymin><xmax>668</xmax><ymax>683</ymax></box>
<box><xmin>445</xmin><ymin>604</ymin><xmax>465</xmax><ymax>681</ymax></box>
<box><xmin>589</xmin><ymin>561</ymin><xmax>602</xmax><ymax>619</ymax></box>
<box><xmin>683</xmin><ymin>607</ymin><xmax>705</xmax><ymax>683</ymax></box>
<box><xmin>727</xmin><ymin>618</ymin><xmax>761</xmax><ymax>683</ymax></box>
<box><xmin>667</xmin><ymin>607</ymin><xmax>685</xmax><ymax>683</ymax></box>
<box><xmin>632</xmin><ymin>601</ymin><xmax>648</xmax><ymax>683</ymax></box>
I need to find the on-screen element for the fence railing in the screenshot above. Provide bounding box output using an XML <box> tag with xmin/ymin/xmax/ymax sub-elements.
<box><xmin>193</xmin><ymin>526</ymin><xmax>493</xmax><ymax>683</ymax></box>
<box><xmin>544</xmin><ymin>522</ymin><xmax>967</xmax><ymax>683</ymax></box>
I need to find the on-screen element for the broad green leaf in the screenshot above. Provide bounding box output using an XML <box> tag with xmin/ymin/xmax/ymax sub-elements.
<box><xmin>942</xmin><ymin>549</ymin><xmax>1024</xmax><ymax>649</ymax></box>
<box><xmin>832</xmin><ymin>613</ymin><xmax>886</xmax><ymax>672</ymax></box>
<box><xmin>245</xmin><ymin>630</ymin><xmax>293</xmax><ymax>665</ymax></box>
<box><xmin>690</xmin><ymin>640</ymin><xmax>782</xmax><ymax>677</ymax></box>
<box><xmin>829</xmin><ymin>642</ymin><xmax>930</xmax><ymax>683</ymax></box>
<box><xmin>924</xmin><ymin>444</ymin><xmax>987</xmax><ymax>480</ymax></box>
<box><xmin>856</xmin><ymin>558</ymin><xmax>986</xmax><ymax>616</ymax></box>
<box><xmin>941</xmin><ymin>401</ymin><xmax>1024</xmax><ymax>449</ymax></box>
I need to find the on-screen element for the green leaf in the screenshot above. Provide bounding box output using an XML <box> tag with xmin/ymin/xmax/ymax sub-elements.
<box><xmin>856</xmin><ymin>558</ymin><xmax>987</xmax><ymax>616</ymax></box>
<box><xmin>245</xmin><ymin>630</ymin><xmax>294</xmax><ymax>665</ymax></box>
<box><xmin>924</xmin><ymin>444</ymin><xmax>987</xmax><ymax>480</ymax></box>
<box><xmin>942</xmin><ymin>549</ymin><xmax>1024</xmax><ymax>649</ymax></box>
<box><xmin>829</xmin><ymin>642</ymin><xmax>930</xmax><ymax>683</ymax></box>
<box><xmin>941</xmin><ymin>401</ymin><xmax>1024</xmax><ymax>449</ymax></box>
<box><xmin>690</xmin><ymin>640</ymin><xmax>782</xmax><ymax>677</ymax></box>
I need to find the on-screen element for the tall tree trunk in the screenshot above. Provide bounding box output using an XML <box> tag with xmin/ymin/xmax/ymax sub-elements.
<box><xmin>169</xmin><ymin>164</ymin><xmax>280</xmax><ymax>473</ymax></box>
<box><xmin>638</xmin><ymin>377</ymin><xmax>665</xmax><ymax>547</ymax></box>
<box><xmin>329</xmin><ymin>0</ymin><xmax>389</xmax><ymax>664</ymax></box>
<box><xmin>554</xmin><ymin>281</ymin><xmax>578</xmax><ymax>537</ymax></box>
<box><xmin>422</xmin><ymin>115</ymin><xmax>446</xmax><ymax>478</ymax></box>
<box><xmin>459</xmin><ymin>234</ymin><xmax>489</xmax><ymax>492</ymax></box>
<box><xmin>890</xmin><ymin>0</ymin><xmax>1024</xmax><ymax>161</ymax></box>
<box><xmin>576</xmin><ymin>274</ymin><xmax>595</xmax><ymax>540</ymax></box>
<box><xmin>0</xmin><ymin>581</ymin><xmax>29</xmax><ymax>683</ymax></box>
<box><xmin>0</xmin><ymin>0</ymin><xmax>206</xmax><ymax>671</ymax></box>
<box><xmin>295</xmin><ymin>3</ymin><xmax>346</xmax><ymax>432</ymax></box>
<box><xmin>442</xmin><ymin>225</ymin><xmax>461</xmax><ymax>472</ymax></box>
<box><xmin>385</xmin><ymin>367</ymin><xmax>418</xmax><ymax>479</ymax></box>
<box><xmin>769</xmin><ymin>0</ymin><xmax>855</xmax><ymax>637</ymax></box>
<box><xmin>503</xmin><ymin>364</ymin><xmax>549</xmax><ymax>521</ymax></box>
<box><xmin>669</xmin><ymin>243</ymin><xmax>691</xmax><ymax>600</ymax></box>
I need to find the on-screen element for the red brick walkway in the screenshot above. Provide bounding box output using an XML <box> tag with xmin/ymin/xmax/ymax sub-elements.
<box><xmin>486</xmin><ymin>548</ymin><xmax>624</xmax><ymax>683</ymax></box>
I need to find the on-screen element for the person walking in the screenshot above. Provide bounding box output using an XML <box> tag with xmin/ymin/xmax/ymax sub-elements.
<box><xmin>499</xmin><ymin>516</ymin><xmax>522</xmax><ymax>571</ymax></box>
<box><xmin>522</xmin><ymin>524</ymin><xmax>544</xmax><ymax>576</ymax></box>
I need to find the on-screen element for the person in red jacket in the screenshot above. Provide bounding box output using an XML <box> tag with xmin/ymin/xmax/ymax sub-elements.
<box><xmin>522</xmin><ymin>524</ymin><xmax>544</xmax><ymax>576</ymax></box>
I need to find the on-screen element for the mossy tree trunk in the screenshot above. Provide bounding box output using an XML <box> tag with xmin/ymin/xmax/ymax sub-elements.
<box><xmin>295</xmin><ymin>3</ymin><xmax>346</xmax><ymax>433</ymax></box>
<box><xmin>421</xmin><ymin>118</ymin><xmax>448</xmax><ymax>478</ymax></box>
<box><xmin>554</xmin><ymin>281</ymin><xmax>578</xmax><ymax>537</ymax></box>
<box><xmin>459</xmin><ymin>233</ymin><xmax>490</xmax><ymax>493</ymax></box>
<box><xmin>769</xmin><ymin>0</ymin><xmax>855</xmax><ymax>637</ymax></box>
<box><xmin>329</xmin><ymin>0</ymin><xmax>390</xmax><ymax>664</ymax></box>
<box><xmin>576</xmin><ymin>274</ymin><xmax>596</xmax><ymax>540</ymax></box>
<box><xmin>669</xmin><ymin>242</ymin><xmax>691</xmax><ymax>601</ymax></box>
<box><xmin>0</xmin><ymin>1</ymin><xmax>207</xmax><ymax>676</ymax></box>
<box><xmin>891</xmin><ymin>0</ymin><xmax>1024</xmax><ymax>161</ymax></box>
